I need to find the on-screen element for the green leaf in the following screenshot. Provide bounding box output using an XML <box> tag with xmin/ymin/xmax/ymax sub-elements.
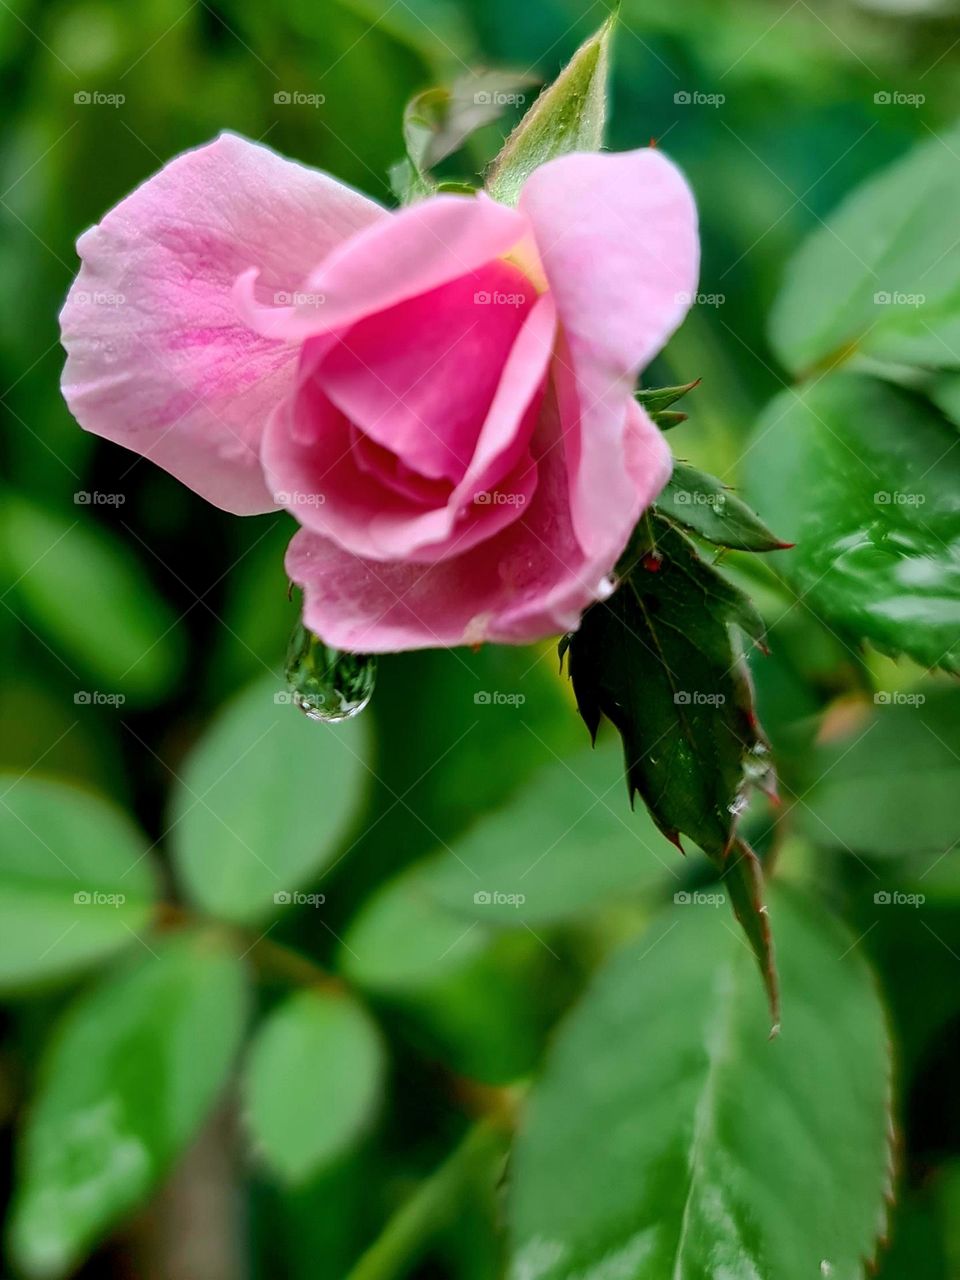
<box><xmin>508</xmin><ymin>887</ymin><xmax>893</xmax><ymax>1280</ymax></box>
<box><xmin>771</xmin><ymin>123</ymin><xmax>960</xmax><ymax>374</ymax></box>
<box><xmin>564</xmin><ymin>515</ymin><xmax>778</xmax><ymax>1012</ymax></box>
<box><xmin>9</xmin><ymin>932</ymin><xmax>248</xmax><ymax>1278</ymax></box>
<box><xmin>341</xmin><ymin>861</ymin><xmax>562</xmax><ymax>1084</ymax></box>
<box><xmin>0</xmin><ymin>495</ymin><xmax>183</xmax><ymax>704</ymax></box>
<box><xmin>657</xmin><ymin>460</ymin><xmax>789</xmax><ymax>552</ymax></box>
<box><xmin>242</xmin><ymin>988</ymin><xmax>384</xmax><ymax>1185</ymax></box>
<box><xmin>0</xmin><ymin>776</ymin><xmax>156</xmax><ymax>992</ymax></box>
<box><xmin>634</xmin><ymin>379</ymin><xmax>700</xmax><ymax>414</ymax></box>
<box><xmin>421</xmin><ymin>741</ymin><xmax>672</xmax><ymax>926</ymax></box>
<box><xmin>170</xmin><ymin>673</ymin><xmax>370</xmax><ymax>924</ymax></box>
<box><xmin>801</xmin><ymin>686</ymin><xmax>960</xmax><ymax>858</ymax></box>
<box><xmin>485</xmin><ymin>14</ymin><xmax>614</xmax><ymax>206</ymax></box>
<box><xmin>391</xmin><ymin>70</ymin><xmax>539</xmax><ymax>203</ymax></box>
<box><xmin>566</xmin><ymin>515</ymin><xmax>769</xmax><ymax>857</ymax></box>
<box><xmin>743</xmin><ymin>373</ymin><xmax>960</xmax><ymax>672</ymax></box>
<box><xmin>928</xmin><ymin>370</ymin><xmax>960</xmax><ymax>432</ymax></box>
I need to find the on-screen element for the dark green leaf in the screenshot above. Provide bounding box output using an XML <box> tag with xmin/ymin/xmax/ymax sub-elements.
<box><xmin>509</xmin><ymin>887</ymin><xmax>893</xmax><ymax>1280</ymax></box>
<box><xmin>564</xmin><ymin>515</ymin><xmax>777</xmax><ymax>1008</ymax></box>
<box><xmin>743</xmin><ymin>373</ymin><xmax>960</xmax><ymax>672</ymax></box>
<box><xmin>657</xmin><ymin>460</ymin><xmax>790</xmax><ymax>552</ymax></box>
<box><xmin>242</xmin><ymin>989</ymin><xmax>384</xmax><ymax>1184</ymax></box>
<box><xmin>566</xmin><ymin>516</ymin><xmax>768</xmax><ymax>857</ymax></box>
<box><xmin>485</xmin><ymin>14</ymin><xmax>614</xmax><ymax>206</ymax></box>
<box><xmin>9</xmin><ymin>932</ymin><xmax>248</xmax><ymax>1278</ymax></box>
<box><xmin>0</xmin><ymin>776</ymin><xmax>156</xmax><ymax>992</ymax></box>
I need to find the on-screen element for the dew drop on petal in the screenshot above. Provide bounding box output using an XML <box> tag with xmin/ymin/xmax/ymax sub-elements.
<box><xmin>284</xmin><ymin>622</ymin><xmax>376</xmax><ymax>723</ymax></box>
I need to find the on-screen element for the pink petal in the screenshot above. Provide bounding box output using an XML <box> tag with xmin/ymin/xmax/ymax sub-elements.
<box><xmin>261</xmin><ymin>294</ymin><xmax>554</xmax><ymax>563</ymax></box>
<box><xmin>520</xmin><ymin>147</ymin><xmax>698</xmax><ymax>556</ymax></box>
<box><xmin>234</xmin><ymin>192</ymin><xmax>528</xmax><ymax>343</ymax></box>
<box><xmin>286</xmin><ymin>391</ymin><xmax>667</xmax><ymax>653</ymax></box>
<box><xmin>60</xmin><ymin>132</ymin><xmax>384</xmax><ymax>514</ymax></box>
<box><xmin>317</xmin><ymin>260</ymin><xmax>537</xmax><ymax>484</ymax></box>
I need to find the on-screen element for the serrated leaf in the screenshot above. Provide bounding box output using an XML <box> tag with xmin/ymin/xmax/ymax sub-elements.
<box><xmin>567</xmin><ymin>516</ymin><xmax>769</xmax><ymax>856</ymax></box>
<box><xmin>170</xmin><ymin>673</ymin><xmax>370</xmax><ymax>925</ymax></box>
<box><xmin>658</xmin><ymin>460</ymin><xmax>789</xmax><ymax>552</ymax></box>
<box><xmin>743</xmin><ymin>373</ymin><xmax>960</xmax><ymax>673</ymax></box>
<box><xmin>0</xmin><ymin>776</ymin><xmax>157</xmax><ymax>992</ymax></box>
<box><xmin>508</xmin><ymin>887</ymin><xmax>893</xmax><ymax>1280</ymax></box>
<box><xmin>771</xmin><ymin>122</ymin><xmax>960</xmax><ymax>374</ymax></box>
<box><xmin>9</xmin><ymin>933</ymin><xmax>248</xmax><ymax>1279</ymax></box>
<box><xmin>564</xmin><ymin>515</ymin><xmax>776</xmax><ymax>1007</ymax></box>
<box><xmin>485</xmin><ymin>15</ymin><xmax>614</xmax><ymax>206</ymax></box>
<box><xmin>241</xmin><ymin>988</ymin><xmax>384</xmax><ymax>1185</ymax></box>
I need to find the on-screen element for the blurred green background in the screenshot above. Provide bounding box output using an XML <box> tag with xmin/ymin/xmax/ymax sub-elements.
<box><xmin>1</xmin><ymin>0</ymin><xmax>959</xmax><ymax>1276</ymax></box>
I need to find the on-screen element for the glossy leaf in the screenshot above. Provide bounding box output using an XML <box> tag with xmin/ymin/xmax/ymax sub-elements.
<box><xmin>771</xmin><ymin>123</ymin><xmax>960</xmax><ymax>374</ymax></box>
<box><xmin>0</xmin><ymin>495</ymin><xmax>183</xmax><ymax>704</ymax></box>
<box><xmin>485</xmin><ymin>14</ymin><xmax>613</xmax><ymax>205</ymax></box>
<box><xmin>508</xmin><ymin>887</ymin><xmax>893</xmax><ymax>1280</ymax></box>
<box><xmin>657</xmin><ymin>460</ymin><xmax>789</xmax><ymax>552</ymax></box>
<box><xmin>9</xmin><ymin>932</ymin><xmax>248</xmax><ymax>1278</ymax></box>
<box><xmin>743</xmin><ymin>373</ymin><xmax>960</xmax><ymax>673</ymax></box>
<box><xmin>170</xmin><ymin>673</ymin><xmax>370</xmax><ymax>924</ymax></box>
<box><xmin>0</xmin><ymin>776</ymin><xmax>156</xmax><ymax>992</ymax></box>
<box><xmin>242</xmin><ymin>988</ymin><xmax>384</xmax><ymax>1184</ymax></box>
<box><xmin>422</xmin><ymin>741</ymin><xmax>674</xmax><ymax>925</ymax></box>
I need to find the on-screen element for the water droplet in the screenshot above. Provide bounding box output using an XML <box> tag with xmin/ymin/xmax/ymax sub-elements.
<box><xmin>284</xmin><ymin>623</ymin><xmax>376</xmax><ymax>723</ymax></box>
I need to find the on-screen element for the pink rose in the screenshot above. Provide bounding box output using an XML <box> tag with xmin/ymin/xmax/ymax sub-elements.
<box><xmin>61</xmin><ymin>133</ymin><xmax>698</xmax><ymax>651</ymax></box>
